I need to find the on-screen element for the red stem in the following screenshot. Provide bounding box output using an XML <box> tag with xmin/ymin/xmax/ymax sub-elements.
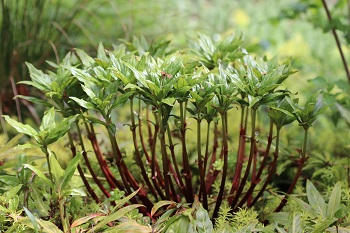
<box><xmin>321</xmin><ymin>0</ymin><xmax>350</xmax><ymax>84</ymax></box>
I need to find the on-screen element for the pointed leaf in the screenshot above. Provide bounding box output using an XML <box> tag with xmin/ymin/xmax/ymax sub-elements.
<box><xmin>40</xmin><ymin>108</ymin><xmax>56</xmax><ymax>131</ymax></box>
<box><xmin>162</xmin><ymin>97</ymin><xmax>176</xmax><ymax>106</ymax></box>
<box><xmin>71</xmin><ymin>213</ymin><xmax>104</xmax><ymax>228</ymax></box>
<box><xmin>312</xmin><ymin>218</ymin><xmax>337</xmax><ymax>233</ymax></box>
<box><xmin>113</xmin><ymin>188</ymin><xmax>140</xmax><ymax>211</ymax></box>
<box><xmin>289</xmin><ymin>196</ymin><xmax>317</xmax><ymax>218</ymax></box>
<box><xmin>69</xmin><ymin>97</ymin><xmax>95</xmax><ymax>110</ymax></box>
<box><xmin>49</xmin><ymin>151</ymin><xmax>64</xmax><ymax>188</ymax></box>
<box><xmin>87</xmin><ymin>204</ymin><xmax>143</xmax><ymax>233</ymax></box>
<box><xmin>290</xmin><ymin>212</ymin><xmax>303</xmax><ymax>233</ymax></box>
<box><xmin>104</xmin><ymin>221</ymin><xmax>152</xmax><ymax>233</ymax></box>
<box><xmin>36</xmin><ymin>218</ymin><xmax>64</xmax><ymax>233</ymax></box>
<box><xmin>24</xmin><ymin>164</ymin><xmax>53</xmax><ymax>189</ymax></box>
<box><xmin>45</xmin><ymin>115</ymin><xmax>77</xmax><ymax>145</ymax></box>
<box><xmin>15</xmin><ymin>95</ymin><xmax>53</xmax><ymax>107</ymax></box>
<box><xmin>23</xmin><ymin>206</ymin><xmax>39</xmax><ymax>233</ymax></box>
<box><xmin>3</xmin><ymin>115</ymin><xmax>38</xmax><ymax>140</ymax></box>
<box><xmin>151</xmin><ymin>200</ymin><xmax>177</xmax><ymax>217</ymax></box>
<box><xmin>61</xmin><ymin>188</ymin><xmax>86</xmax><ymax>197</ymax></box>
<box><xmin>307</xmin><ymin>180</ymin><xmax>327</xmax><ymax>218</ymax></box>
<box><xmin>327</xmin><ymin>181</ymin><xmax>341</xmax><ymax>218</ymax></box>
<box><xmin>61</xmin><ymin>152</ymin><xmax>82</xmax><ymax>190</ymax></box>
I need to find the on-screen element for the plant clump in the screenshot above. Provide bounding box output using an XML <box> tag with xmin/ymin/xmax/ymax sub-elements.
<box><xmin>3</xmin><ymin>33</ymin><xmax>329</xmax><ymax>231</ymax></box>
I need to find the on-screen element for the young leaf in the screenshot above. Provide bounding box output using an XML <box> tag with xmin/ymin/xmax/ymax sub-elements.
<box><xmin>24</xmin><ymin>164</ymin><xmax>54</xmax><ymax>189</ymax></box>
<box><xmin>327</xmin><ymin>181</ymin><xmax>341</xmax><ymax>218</ymax></box>
<box><xmin>61</xmin><ymin>152</ymin><xmax>82</xmax><ymax>191</ymax></box>
<box><xmin>61</xmin><ymin>188</ymin><xmax>86</xmax><ymax>197</ymax></box>
<box><xmin>36</xmin><ymin>217</ymin><xmax>64</xmax><ymax>233</ymax></box>
<box><xmin>45</xmin><ymin>115</ymin><xmax>77</xmax><ymax>145</ymax></box>
<box><xmin>87</xmin><ymin>204</ymin><xmax>143</xmax><ymax>233</ymax></box>
<box><xmin>23</xmin><ymin>206</ymin><xmax>39</xmax><ymax>233</ymax></box>
<box><xmin>306</xmin><ymin>180</ymin><xmax>327</xmax><ymax>218</ymax></box>
<box><xmin>104</xmin><ymin>221</ymin><xmax>152</xmax><ymax>233</ymax></box>
<box><xmin>195</xmin><ymin>203</ymin><xmax>213</xmax><ymax>233</ymax></box>
<box><xmin>40</xmin><ymin>108</ymin><xmax>56</xmax><ymax>131</ymax></box>
<box><xmin>69</xmin><ymin>97</ymin><xmax>95</xmax><ymax>110</ymax></box>
<box><xmin>289</xmin><ymin>212</ymin><xmax>303</xmax><ymax>233</ymax></box>
<box><xmin>312</xmin><ymin>218</ymin><xmax>337</xmax><ymax>233</ymax></box>
<box><xmin>3</xmin><ymin>115</ymin><xmax>38</xmax><ymax>141</ymax></box>
<box><xmin>113</xmin><ymin>188</ymin><xmax>141</xmax><ymax>211</ymax></box>
<box><xmin>4</xmin><ymin>184</ymin><xmax>22</xmax><ymax>200</ymax></box>
<box><xmin>151</xmin><ymin>200</ymin><xmax>177</xmax><ymax>217</ymax></box>
<box><xmin>289</xmin><ymin>196</ymin><xmax>317</xmax><ymax>218</ymax></box>
<box><xmin>49</xmin><ymin>151</ymin><xmax>64</xmax><ymax>189</ymax></box>
<box><xmin>71</xmin><ymin>213</ymin><xmax>104</xmax><ymax>228</ymax></box>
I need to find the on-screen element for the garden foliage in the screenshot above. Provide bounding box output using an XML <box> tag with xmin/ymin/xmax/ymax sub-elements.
<box><xmin>1</xmin><ymin>33</ymin><xmax>334</xmax><ymax>231</ymax></box>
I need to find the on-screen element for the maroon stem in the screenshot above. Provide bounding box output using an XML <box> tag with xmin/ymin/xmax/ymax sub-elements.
<box><xmin>167</xmin><ymin>123</ymin><xmax>189</xmax><ymax>201</ymax></box>
<box><xmin>321</xmin><ymin>0</ymin><xmax>350</xmax><ymax>84</ymax></box>
<box><xmin>180</xmin><ymin>101</ymin><xmax>194</xmax><ymax>203</ymax></box>
<box><xmin>234</xmin><ymin>120</ymin><xmax>274</xmax><ymax>209</ymax></box>
<box><xmin>230</xmin><ymin>109</ymin><xmax>257</xmax><ymax>210</ymax></box>
<box><xmin>205</xmin><ymin>123</ymin><xmax>220</xmax><ymax>193</ymax></box>
<box><xmin>130</xmin><ymin>97</ymin><xmax>159</xmax><ymax>199</ymax></box>
<box><xmin>67</xmin><ymin>130</ymin><xmax>101</xmax><ymax>202</ymax></box>
<box><xmin>273</xmin><ymin>158</ymin><xmax>306</xmax><ymax>212</ymax></box>
<box><xmin>212</xmin><ymin>112</ymin><xmax>229</xmax><ymax>219</ymax></box>
<box><xmin>150</xmin><ymin>110</ymin><xmax>165</xmax><ymax>188</ymax></box>
<box><xmin>228</xmin><ymin>107</ymin><xmax>247</xmax><ymax>204</ymax></box>
<box><xmin>274</xmin><ymin>128</ymin><xmax>308</xmax><ymax>212</ymax></box>
<box><xmin>85</xmin><ymin>123</ymin><xmax>118</xmax><ymax>190</ymax></box>
<box><xmin>75</xmin><ymin>124</ymin><xmax>116</xmax><ymax>197</ymax></box>
<box><xmin>249</xmin><ymin>129</ymin><xmax>280</xmax><ymax>207</ymax></box>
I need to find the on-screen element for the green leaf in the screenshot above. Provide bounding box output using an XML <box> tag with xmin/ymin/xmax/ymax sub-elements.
<box><xmin>75</xmin><ymin>49</ymin><xmax>95</xmax><ymax>67</ymax></box>
<box><xmin>61</xmin><ymin>152</ymin><xmax>82</xmax><ymax>191</ymax></box>
<box><xmin>24</xmin><ymin>164</ymin><xmax>53</xmax><ymax>189</ymax></box>
<box><xmin>312</xmin><ymin>218</ymin><xmax>337</xmax><ymax>233</ymax></box>
<box><xmin>71</xmin><ymin>213</ymin><xmax>104</xmax><ymax>228</ymax></box>
<box><xmin>289</xmin><ymin>212</ymin><xmax>302</xmax><ymax>233</ymax></box>
<box><xmin>83</xmin><ymin>115</ymin><xmax>106</xmax><ymax>125</ymax></box>
<box><xmin>195</xmin><ymin>203</ymin><xmax>213</xmax><ymax>233</ymax></box>
<box><xmin>15</xmin><ymin>95</ymin><xmax>53</xmax><ymax>107</ymax></box>
<box><xmin>28</xmin><ymin>183</ymin><xmax>50</xmax><ymax>216</ymax></box>
<box><xmin>327</xmin><ymin>181</ymin><xmax>341</xmax><ymax>218</ymax></box>
<box><xmin>0</xmin><ymin>175</ymin><xmax>20</xmax><ymax>186</ymax></box>
<box><xmin>24</xmin><ymin>62</ymin><xmax>52</xmax><ymax>92</ymax></box>
<box><xmin>335</xmin><ymin>103</ymin><xmax>350</xmax><ymax>125</ymax></box>
<box><xmin>3</xmin><ymin>115</ymin><xmax>38</xmax><ymax>141</ymax></box>
<box><xmin>104</xmin><ymin>221</ymin><xmax>152</xmax><ymax>233</ymax></box>
<box><xmin>151</xmin><ymin>200</ymin><xmax>177</xmax><ymax>217</ymax></box>
<box><xmin>306</xmin><ymin>180</ymin><xmax>327</xmax><ymax>218</ymax></box>
<box><xmin>5</xmin><ymin>184</ymin><xmax>22</xmax><ymax>200</ymax></box>
<box><xmin>49</xmin><ymin>151</ymin><xmax>64</xmax><ymax>189</ymax></box>
<box><xmin>97</xmin><ymin>42</ymin><xmax>108</xmax><ymax>62</ymax></box>
<box><xmin>289</xmin><ymin>196</ymin><xmax>317</xmax><ymax>218</ymax></box>
<box><xmin>44</xmin><ymin>115</ymin><xmax>77</xmax><ymax>145</ymax></box>
<box><xmin>113</xmin><ymin>188</ymin><xmax>140</xmax><ymax>211</ymax></box>
<box><xmin>87</xmin><ymin>204</ymin><xmax>143</xmax><ymax>233</ymax></box>
<box><xmin>266</xmin><ymin>212</ymin><xmax>289</xmax><ymax>226</ymax></box>
<box><xmin>162</xmin><ymin>97</ymin><xmax>176</xmax><ymax>106</ymax></box>
<box><xmin>69</xmin><ymin>97</ymin><xmax>95</xmax><ymax>110</ymax></box>
<box><xmin>36</xmin><ymin>218</ymin><xmax>64</xmax><ymax>233</ymax></box>
<box><xmin>61</xmin><ymin>188</ymin><xmax>86</xmax><ymax>197</ymax></box>
<box><xmin>40</xmin><ymin>108</ymin><xmax>56</xmax><ymax>131</ymax></box>
<box><xmin>164</xmin><ymin>215</ymin><xmax>191</xmax><ymax>233</ymax></box>
<box><xmin>23</xmin><ymin>206</ymin><xmax>39</xmax><ymax>233</ymax></box>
